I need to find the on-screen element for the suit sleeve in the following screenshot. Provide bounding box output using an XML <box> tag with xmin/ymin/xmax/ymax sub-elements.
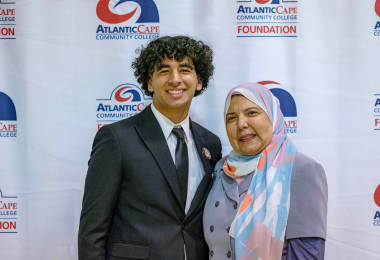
<box><xmin>285</xmin><ymin>161</ymin><xmax>328</xmax><ymax>240</ymax></box>
<box><xmin>214</xmin><ymin>136</ymin><xmax>223</xmax><ymax>164</ymax></box>
<box><xmin>283</xmin><ymin>238</ymin><xmax>325</xmax><ymax>260</ymax></box>
<box><xmin>78</xmin><ymin>125</ymin><xmax>123</xmax><ymax>260</ymax></box>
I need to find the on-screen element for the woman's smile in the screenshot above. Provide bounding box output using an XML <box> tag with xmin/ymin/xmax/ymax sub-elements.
<box><xmin>239</xmin><ymin>133</ymin><xmax>256</xmax><ymax>142</ymax></box>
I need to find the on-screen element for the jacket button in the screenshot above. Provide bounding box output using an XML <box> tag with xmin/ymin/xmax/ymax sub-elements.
<box><xmin>227</xmin><ymin>251</ymin><xmax>232</xmax><ymax>258</ymax></box>
<box><xmin>226</xmin><ymin>227</ymin><xmax>230</xmax><ymax>233</ymax></box>
<box><xmin>215</xmin><ymin>201</ymin><xmax>220</xmax><ymax>207</ymax></box>
<box><xmin>234</xmin><ymin>203</ymin><xmax>238</xmax><ymax>209</ymax></box>
<box><xmin>210</xmin><ymin>250</ymin><xmax>214</xmax><ymax>257</ymax></box>
<box><xmin>210</xmin><ymin>225</ymin><xmax>214</xmax><ymax>232</ymax></box>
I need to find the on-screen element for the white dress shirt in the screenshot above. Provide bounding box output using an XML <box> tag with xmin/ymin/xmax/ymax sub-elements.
<box><xmin>151</xmin><ymin>104</ymin><xmax>205</xmax><ymax>214</ymax></box>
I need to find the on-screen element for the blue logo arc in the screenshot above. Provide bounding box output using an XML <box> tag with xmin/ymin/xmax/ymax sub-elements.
<box><xmin>123</xmin><ymin>89</ymin><xmax>141</xmax><ymax>101</ymax></box>
<box><xmin>114</xmin><ymin>0</ymin><xmax>159</xmax><ymax>23</ymax></box>
<box><xmin>270</xmin><ymin>88</ymin><xmax>297</xmax><ymax>117</ymax></box>
<box><xmin>0</xmin><ymin>92</ymin><xmax>17</xmax><ymax>121</ymax></box>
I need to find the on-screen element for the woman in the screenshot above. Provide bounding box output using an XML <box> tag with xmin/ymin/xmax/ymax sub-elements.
<box><xmin>203</xmin><ymin>83</ymin><xmax>328</xmax><ymax>260</ymax></box>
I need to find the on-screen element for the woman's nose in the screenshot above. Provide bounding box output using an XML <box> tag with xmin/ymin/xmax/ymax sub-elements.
<box><xmin>237</xmin><ymin>116</ymin><xmax>248</xmax><ymax>130</ymax></box>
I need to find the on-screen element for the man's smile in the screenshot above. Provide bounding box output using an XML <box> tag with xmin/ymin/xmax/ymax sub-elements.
<box><xmin>167</xmin><ymin>89</ymin><xmax>185</xmax><ymax>94</ymax></box>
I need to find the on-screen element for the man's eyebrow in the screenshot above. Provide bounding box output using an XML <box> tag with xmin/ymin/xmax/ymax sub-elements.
<box><xmin>155</xmin><ymin>62</ymin><xmax>194</xmax><ymax>72</ymax></box>
<box><xmin>179</xmin><ymin>63</ymin><xmax>194</xmax><ymax>70</ymax></box>
<box><xmin>156</xmin><ymin>64</ymin><xmax>170</xmax><ymax>71</ymax></box>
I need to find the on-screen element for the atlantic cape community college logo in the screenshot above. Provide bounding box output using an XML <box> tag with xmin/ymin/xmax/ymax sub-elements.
<box><xmin>375</xmin><ymin>94</ymin><xmax>380</xmax><ymax>130</ymax></box>
<box><xmin>374</xmin><ymin>94</ymin><xmax>380</xmax><ymax>130</ymax></box>
<box><xmin>0</xmin><ymin>0</ymin><xmax>16</xmax><ymax>40</ymax></box>
<box><xmin>96</xmin><ymin>83</ymin><xmax>151</xmax><ymax>129</ymax></box>
<box><xmin>258</xmin><ymin>81</ymin><xmax>298</xmax><ymax>133</ymax></box>
<box><xmin>236</xmin><ymin>0</ymin><xmax>297</xmax><ymax>37</ymax></box>
<box><xmin>96</xmin><ymin>0</ymin><xmax>160</xmax><ymax>41</ymax></box>
<box><xmin>374</xmin><ymin>0</ymin><xmax>380</xmax><ymax>36</ymax></box>
<box><xmin>0</xmin><ymin>189</ymin><xmax>18</xmax><ymax>233</ymax></box>
<box><xmin>373</xmin><ymin>184</ymin><xmax>380</xmax><ymax>226</ymax></box>
<box><xmin>0</xmin><ymin>92</ymin><xmax>17</xmax><ymax>138</ymax></box>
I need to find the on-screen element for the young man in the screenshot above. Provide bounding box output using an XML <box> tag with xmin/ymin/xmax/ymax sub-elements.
<box><xmin>78</xmin><ymin>36</ymin><xmax>222</xmax><ymax>260</ymax></box>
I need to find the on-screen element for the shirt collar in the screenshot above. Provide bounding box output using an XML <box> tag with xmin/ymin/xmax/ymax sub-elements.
<box><xmin>151</xmin><ymin>103</ymin><xmax>190</xmax><ymax>142</ymax></box>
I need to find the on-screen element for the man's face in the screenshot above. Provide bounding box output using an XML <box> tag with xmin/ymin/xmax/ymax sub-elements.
<box><xmin>148</xmin><ymin>56</ymin><xmax>202</xmax><ymax>115</ymax></box>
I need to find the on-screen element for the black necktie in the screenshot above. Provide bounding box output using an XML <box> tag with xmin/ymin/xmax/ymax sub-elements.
<box><xmin>171</xmin><ymin>127</ymin><xmax>189</xmax><ymax>209</ymax></box>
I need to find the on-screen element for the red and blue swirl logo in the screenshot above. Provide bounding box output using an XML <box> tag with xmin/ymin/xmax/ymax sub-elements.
<box><xmin>255</xmin><ymin>0</ymin><xmax>280</xmax><ymax>4</ymax></box>
<box><xmin>115</xmin><ymin>86</ymin><xmax>141</xmax><ymax>102</ymax></box>
<box><xmin>258</xmin><ymin>81</ymin><xmax>297</xmax><ymax>117</ymax></box>
<box><xmin>96</xmin><ymin>0</ymin><xmax>159</xmax><ymax>24</ymax></box>
<box><xmin>375</xmin><ymin>184</ymin><xmax>380</xmax><ymax>207</ymax></box>
<box><xmin>0</xmin><ymin>92</ymin><xmax>17</xmax><ymax>121</ymax></box>
<box><xmin>376</xmin><ymin>0</ymin><xmax>380</xmax><ymax>17</ymax></box>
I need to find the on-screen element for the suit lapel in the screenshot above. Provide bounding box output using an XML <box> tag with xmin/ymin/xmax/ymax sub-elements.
<box><xmin>185</xmin><ymin>119</ymin><xmax>213</xmax><ymax>219</ymax></box>
<box><xmin>135</xmin><ymin>106</ymin><xmax>183</xmax><ymax>209</ymax></box>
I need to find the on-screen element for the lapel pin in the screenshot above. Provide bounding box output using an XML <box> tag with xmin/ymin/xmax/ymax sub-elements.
<box><xmin>202</xmin><ymin>147</ymin><xmax>211</xmax><ymax>160</ymax></box>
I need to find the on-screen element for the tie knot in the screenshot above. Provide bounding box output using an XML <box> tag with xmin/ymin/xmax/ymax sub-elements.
<box><xmin>171</xmin><ymin>127</ymin><xmax>185</xmax><ymax>140</ymax></box>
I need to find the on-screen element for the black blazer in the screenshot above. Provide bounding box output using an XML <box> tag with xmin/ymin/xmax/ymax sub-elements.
<box><xmin>78</xmin><ymin>105</ymin><xmax>222</xmax><ymax>260</ymax></box>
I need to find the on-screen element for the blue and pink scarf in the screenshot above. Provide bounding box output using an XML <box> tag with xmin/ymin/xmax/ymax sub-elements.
<box><xmin>223</xmin><ymin>83</ymin><xmax>298</xmax><ymax>260</ymax></box>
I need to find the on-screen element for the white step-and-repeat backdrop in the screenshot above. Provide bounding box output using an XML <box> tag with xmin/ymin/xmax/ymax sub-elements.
<box><xmin>1</xmin><ymin>0</ymin><xmax>380</xmax><ymax>259</ymax></box>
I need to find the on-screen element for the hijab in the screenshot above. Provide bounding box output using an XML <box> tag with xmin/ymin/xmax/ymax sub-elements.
<box><xmin>223</xmin><ymin>83</ymin><xmax>298</xmax><ymax>260</ymax></box>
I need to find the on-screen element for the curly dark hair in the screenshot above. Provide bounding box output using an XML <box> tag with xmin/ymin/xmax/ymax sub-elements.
<box><xmin>132</xmin><ymin>36</ymin><xmax>214</xmax><ymax>97</ymax></box>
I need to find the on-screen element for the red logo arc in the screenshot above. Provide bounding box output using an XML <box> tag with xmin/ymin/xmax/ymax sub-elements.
<box><xmin>115</xmin><ymin>87</ymin><xmax>133</xmax><ymax>102</ymax></box>
<box><xmin>375</xmin><ymin>184</ymin><xmax>380</xmax><ymax>207</ymax></box>
<box><xmin>376</xmin><ymin>0</ymin><xmax>380</xmax><ymax>17</ymax></box>
<box><xmin>258</xmin><ymin>81</ymin><xmax>280</xmax><ymax>86</ymax></box>
<box><xmin>256</xmin><ymin>0</ymin><xmax>270</xmax><ymax>4</ymax></box>
<box><xmin>96</xmin><ymin>0</ymin><xmax>137</xmax><ymax>24</ymax></box>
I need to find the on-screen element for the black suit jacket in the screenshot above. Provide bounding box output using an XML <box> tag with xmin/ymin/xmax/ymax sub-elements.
<box><xmin>78</xmin><ymin>105</ymin><xmax>222</xmax><ymax>260</ymax></box>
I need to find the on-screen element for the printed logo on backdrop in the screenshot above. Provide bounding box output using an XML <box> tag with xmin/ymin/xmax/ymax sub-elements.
<box><xmin>373</xmin><ymin>184</ymin><xmax>380</xmax><ymax>226</ymax></box>
<box><xmin>0</xmin><ymin>92</ymin><xmax>17</xmax><ymax>138</ymax></box>
<box><xmin>236</xmin><ymin>0</ymin><xmax>297</xmax><ymax>37</ymax></box>
<box><xmin>258</xmin><ymin>81</ymin><xmax>298</xmax><ymax>134</ymax></box>
<box><xmin>374</xmin><ymin>94</ymin><xmax>380</xmax><ymax>130</ymax></box>
<box><xmin>96</xmin><ymin>83</ymin><xmax>151</xmax><ymax>129</ymax></box>
<box><xmin>95</xmin><ymin>0</ymin><xmax>160</xmax><ymax>41</ymax></box>
<box><xmin>0</xmin><ymin>0</ymin><xmax>16</xmax><ymax>40</ymax></box>
<box><xmin>375</xmin><ymin>0</ymin><xmax>380</xmax><ymax>36</ymax></box>
<box><xmin>0</xmin><ymin>189</ymin><xmax>17</xmax><ymax>233</ymax></box>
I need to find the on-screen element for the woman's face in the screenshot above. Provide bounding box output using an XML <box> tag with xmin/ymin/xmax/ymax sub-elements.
<box><xmin>226</xmin><ymin>95</ymin><xmax>273</xmax><ymax>156</ymax></box>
